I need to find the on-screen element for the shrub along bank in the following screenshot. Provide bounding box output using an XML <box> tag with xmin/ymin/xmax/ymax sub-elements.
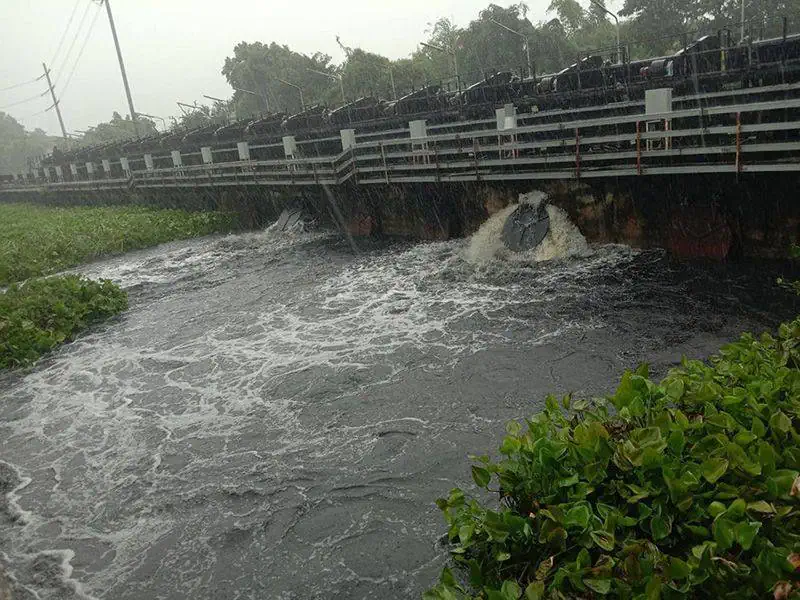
<box><xmin>427</xmin><ymin>319</ymin><xmax>800</xmax><ymax>600</ymax></box>
<box><xmin>0</xmin><ymin>275</ymin><xmax>127</xmax><ymax>369</ymax></box>
<box><xmin>0</xmin><ymin>202</ymin><xmax>237</xmax><ymax>285</ymax></box>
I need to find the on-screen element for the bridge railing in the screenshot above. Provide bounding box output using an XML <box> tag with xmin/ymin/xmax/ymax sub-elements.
<box><xmin>3</xmin><ymin>81</ymin><xmax>800</xmax><ymax>191</ymax></box>
<box><xmin>349</xmin><ymin>95</ymin><xmax>800</xmax><ymax>183</ymax></box>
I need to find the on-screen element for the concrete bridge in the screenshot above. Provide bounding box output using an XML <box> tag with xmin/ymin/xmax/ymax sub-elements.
<box><xmin>2</xmin><ymin>83</ymin><xmax>800</xmax><ymax>194</ymax></box>
<box><xmin>2</xmin><ymin>82</ymin><xmax>799</xmax><ymax>261</ymax></box>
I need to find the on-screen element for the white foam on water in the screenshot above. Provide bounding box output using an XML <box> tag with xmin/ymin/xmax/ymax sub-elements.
<box><xmin>464</xmin><ymin>190</ymin><xmax>591</xmax><ymax>265</ymax></box>
<box><xmin>0</xmin><ymin>460</ymin><xmax>32</xmax><ymax>527</ymax></box>
<box><xmin>0</xmin><ymin>213</ymin><xmax>637</xmax><ymax>599</ymax></box>
<box><xmin>0</xmin><ymin>546</ymin><xmax>97</xmax><ymax>600</ymax></box>
<box><xmin>72</xmin><ymin>224</ymin><xmax>333</xmax><ymax>289</ymax></box>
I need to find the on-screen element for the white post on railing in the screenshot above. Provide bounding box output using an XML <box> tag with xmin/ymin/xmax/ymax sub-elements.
<box><xmin>171</xmin><ymin>150</ymin><xmax>182</xmax><ymax>168</ymax></box>
<box><xmin>55</xmin><ymin>166</ymin><xmax>63</xmax><ymax>181</ymax></box>
<box><xmin>497</xmin><ymin>104</ymin><xmax>518</xmax><ymax>159</ymax></box>
<box><xmin>645</xmin><ymin>88</ymin><xmax>673</xmax><ymax>151</ymax></box>
<box><xmin>120</xmin><ymin>157</ymin><xmax>130</xmax><ymax>177</ymax></box>
<box><xmin>70</xmin><ymin>163</ymin><xmax>78</xmax><ymax>178</ymax></box>
<box><xmin>144</xmin><ymin>154</ymin><xmax>154</xmax><ymax>172</ymax></box>
<box><xmin>238</xmin><ymin>141</ymin><xmax>252</xmax><ymax>174</ymax></box>
<box><xmin>102</xmin><ymin>159</ymin><xmax>111</xmax><ymax>177</ymax></box>
<box><xmin>85</xmin><ymin>162</ymin><xmax>95</xmax><ymax>179</ymax></box>
<box><xmin>282</xmin><ymin>136</ymin><xmax>296</xmax><ymax>172</ymax></box>
<box><xmin>410</xmin><ymin>119</ymin><xmax>428</xmax><ymax>165</ymax></box>
<box><xmin>340</xmin><ymin>129</ymin><xmax>356</xmax><ymax>152</ymax></box>
<box><xmin>201</xmin><ymin>147</ymin><xmax>213</xmax><ymax>165</ymax></box>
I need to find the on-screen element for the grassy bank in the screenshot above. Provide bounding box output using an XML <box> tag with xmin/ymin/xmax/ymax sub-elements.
<box><xmin>0</xmin><ymin>203</ymin><xmax>237</xmax><ymax>285</ymax></box>
<box><xmin>428</xmin><ymin>319</ymin><xmax>800</xmax><ymax>600</ymax></box>
<box><xmin>0</xmin><ymin>275</ymin><xmax>127</xmax><ymax>368</ymax></box>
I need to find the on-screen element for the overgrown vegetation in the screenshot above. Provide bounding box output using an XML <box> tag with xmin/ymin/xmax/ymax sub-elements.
<box><xmin>0</xmin><ymin>203</ymin><xmax>237</xmax><ymax>285</ymax></box>
<box><xmin>0</xmin><ymin>275</ymin><xmax>127</xmax><ymax>369</ymax></box>
<box><xmin>427</xmin><ymin>319</ymin><xmax>800</xmax><ymax>599</ymax></box>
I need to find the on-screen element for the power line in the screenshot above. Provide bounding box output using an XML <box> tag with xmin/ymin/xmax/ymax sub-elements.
<box><xmin>53</xmin><ymin>0</ymin><xmax>93</xmax><ymax>86</ymax></box>
<box><xmin>0</xmin><ymin>75</ymin><xmax>46</xmax><ymax>94</ymax></box>
<box><xmin>0</xmin><ymin>90</ymin><xmax>49</xmax><ymax>111</ymax></box>
<box><xmin>17</xmin><ymin>103</ymin><xmax>56</xmax><ymax>120</ymax></box>
<box><xmin>49</xmin><ymin>0</ymin><xmax>83</xmax><ymax>68</ymax></box>
<box><xmin>58</xmin><ymin>2</ymin><xmax>103</xmax><ymax>99</ymax></box>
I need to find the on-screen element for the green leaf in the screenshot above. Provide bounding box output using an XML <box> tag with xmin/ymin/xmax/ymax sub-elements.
<box><xmin>668</xmin><ymin>557</ymin><xmax>690</xmax><ymax>579</ymax></box>
<box><xmin>423</xmin><ymin>585</ymin><xmax>459</xmax><ymax>600</ymax></box>
<box><xmin>667</xmin><ymin>430</ymin><xmax>686</xmax><ymax>455</ymax></box>
<box><xmin>500</xmin><ymin>435</ymin><xmax>522</xmax><ymax>455</ymax></box>
<box><xmin>484</xmin><ymin>511</ymin><xmax>510</xmax><ymax>543</ymax></box>
<box><xmin>746</xmin><ymin>500</ymin><xmax>774</xmax><ymax>514</ymax></box>
<box><xmin>708</xmin><ymin>501</ymin><xmax>726</xmax><ymax>517</ymax></box>
<box><xmin>666</xmin><ymin>378</ymin><xmax>685</xmax><ymax>400</ymax></box>
<box><xmin>501</xmin><ymin>580</ymin><xmax>521</xmax><ymax>600</ymax></box>
<box><xmin>524</xmin><ymin>581</ymin><xmax>545</xmax><ymax>600</ymax></box>
<box><xmin>535</xmin><ymin>556</ymin><xmax>554</xmax><ymax>580</ymax></box>
<box><xmin>458</xmin><ymin>524</ymin><xmax>474</xmax><ymax>545</ymax></box>
<box><xmin>770</xmin><ymin>411</ymin><xmax>793</xmax><ymax>434</ymax></box>
<box><xmin>735</xmin><ymin>521</ymin><xmax>761</xmax><ymax>550</ymax></box>
<box><xmin>565</xmin><ymin>504</ymin><xmax>591</xmax><ymax>529</ymax></box>
<box><xmin>645</xmin><ymin>576</ymin><xmax>661</xmax><ymax>600</ymax></box>
<box><xmin>684</xmin><ymin>524</ymin><xmax>709</xmax><ymax>537</ymax></box>
<box><xmin>495</xmin><ymin>551</ymin><xmax>512</xmax><ymax>562</ymax></box>
<box><xmin>752</xmin><ymin>417</ymin><xmax>767</xmax><ymax>438</ymax></box>
<box><xmin>701</xmin><ymin>458</ymin><xmax>729</xmax><ymax>483</ymax></box>
<box><xmin>584</xmin><ymin>579</ymin><xmax>612</xmax><ymax>594</ymax></box>
<box><xmin>650</xmin><ymin>515</ymin><xmax>670</xmax><ymax>540</ymax></box>
<box><xmin>440</xmin><ymin>567</ymin><xmax>458</xmax><ymax>588</ymax></box>
<box><xmin>727</xmin><ymin>498</ymin><xmax>746</xmax><ymax>518</ymax></box>
<box><xmin>713</xmin><ymin>518</ymin><xmax>736</xmax><ymax>551</ymax></box>
<box><xmin>558</xmin><ymin>473</ymin><xmax>580</xmax><ymax>488</ymax></box>
<box><xmin>591</xmin><ymin>530</ymin><xmax>615</xmax><ymax>551</ymax></box>
<box><xmin>576</xmin><ymin>548</ymin><xmax>591</xmax><ymax>569</ymax></box>
<box><xmin>471</xmin><ymin>465</ymin><xmax>491</xmax><ymax>488</ymax></box>
<box><xmin>506</xmin><ymin>421</ymin><xmax>522</xmax><ymax>436</ymax></box>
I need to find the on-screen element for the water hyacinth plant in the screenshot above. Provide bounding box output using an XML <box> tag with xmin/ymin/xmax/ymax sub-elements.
<box><xmin>427</xmin><ymin>319</ymin><xmax>800</xmax><ymax>599</ymax></box>
<box><xmin>0</xmin><ymin>275</ymin><xmax>128</xmax><ymax>369</ymax></box>
<box><xmin>0</xmin><ymin>203</ymin><xmax>237</xmax><ymax>285</ymax></box>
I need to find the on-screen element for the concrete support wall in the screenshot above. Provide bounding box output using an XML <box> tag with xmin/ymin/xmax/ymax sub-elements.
<box><xmin>1</xmin><ymin>174</ymin><xmax>797</xmax><ymax>258</ymax></box>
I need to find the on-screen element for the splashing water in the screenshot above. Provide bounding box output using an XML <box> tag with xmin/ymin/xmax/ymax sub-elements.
<box><xmin>464</xmin><ymin>190</ymin><xmax>590</xmax><ymax>264</ymax></box>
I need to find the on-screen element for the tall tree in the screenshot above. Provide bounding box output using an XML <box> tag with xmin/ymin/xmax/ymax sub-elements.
<box><xmin>0</xmin><ymin>112</ymin><xmax>61</xmax><ymax>174</ymax></box>
<box><xmin>80</xmin><ymin>112</ymin><xmax>158</xmax><ymax>145</ymax></box>
<box><xmin>222</xmin><ymin>42</ymin><xmax>337</xmax><ymax>116</ymax></box>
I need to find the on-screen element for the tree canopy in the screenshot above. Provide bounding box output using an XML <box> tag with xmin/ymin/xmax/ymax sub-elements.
<box><xmin>79</xmin><ymin>112</ymin><xmax>158</xmax><ymax>145</ymax></box>
<box><xmin>0</xmin><ymin>112</ymin><xmax>61</xmax><ymax>174</ymax></box>
<box><xmin>220</xmin><ymin>0</ymin><xmax>772</xmax><ymax>116</ymax></box>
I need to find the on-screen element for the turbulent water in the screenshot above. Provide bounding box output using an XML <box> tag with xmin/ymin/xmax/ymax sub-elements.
<box><xmin>0</xmin><ymin>201</ymin><xmax>797</xmax><ymax>599</ymax></box>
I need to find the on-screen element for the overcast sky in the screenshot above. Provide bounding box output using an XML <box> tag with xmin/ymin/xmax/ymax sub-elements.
<box><xmin>0</xmin><ymin>0</ymin><xmax>602</xmax><ymax>136</ymax></box>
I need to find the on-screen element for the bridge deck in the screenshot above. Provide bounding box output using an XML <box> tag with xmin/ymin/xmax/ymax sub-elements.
<box><xmin>3</xmin><ymin>83</ymin><xmax>800</xmax><ymax>194</ymax></box>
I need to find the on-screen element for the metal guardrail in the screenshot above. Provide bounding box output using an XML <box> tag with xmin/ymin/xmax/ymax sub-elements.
<box><xmin>3</xmin><ymin>83</ymin><xmax>800</xmax><ymax>193</ymax></box>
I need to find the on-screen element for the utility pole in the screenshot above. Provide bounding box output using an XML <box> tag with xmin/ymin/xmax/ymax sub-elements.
<box><xmin>741</xmin><ymin>0</ymin><xmax>746</xmax><ymax>42</ymax></box>
<box><xmin>276</xmin><ymin>79</ymin><xmax>305</xmax><ymax>111</ymax></box>
<box><xmin>388</xmin><ymin>67</ymin><xmax>397</xmax><ymax>100</ymax></box>
<box><xmin>489</xmin><ymin>19</ymin><xmax>532</xmax><ymax>78</ymax></box>
<box><xmin>102</xmin><ymin>0</ymin><xmax>139</xmax><ymax>136</ymax></box>
<box><xmin>42</xmin><ymin>62</ymin><xmax>68</xmax><ymax>141</ymax></box>
<box><xmin>421</xmin><ymin>41</ymin><xmax>460</xmax><ymax>92</ymax></box>
<box><xmin>307</xmin><ymin>68</ymin><xmax>346</xmax><ymax>105</ymax></box>
<box><xmin>588</xmin><ymin>0</ymin><xmax>622</xmax><ymax>64</ymax></box>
